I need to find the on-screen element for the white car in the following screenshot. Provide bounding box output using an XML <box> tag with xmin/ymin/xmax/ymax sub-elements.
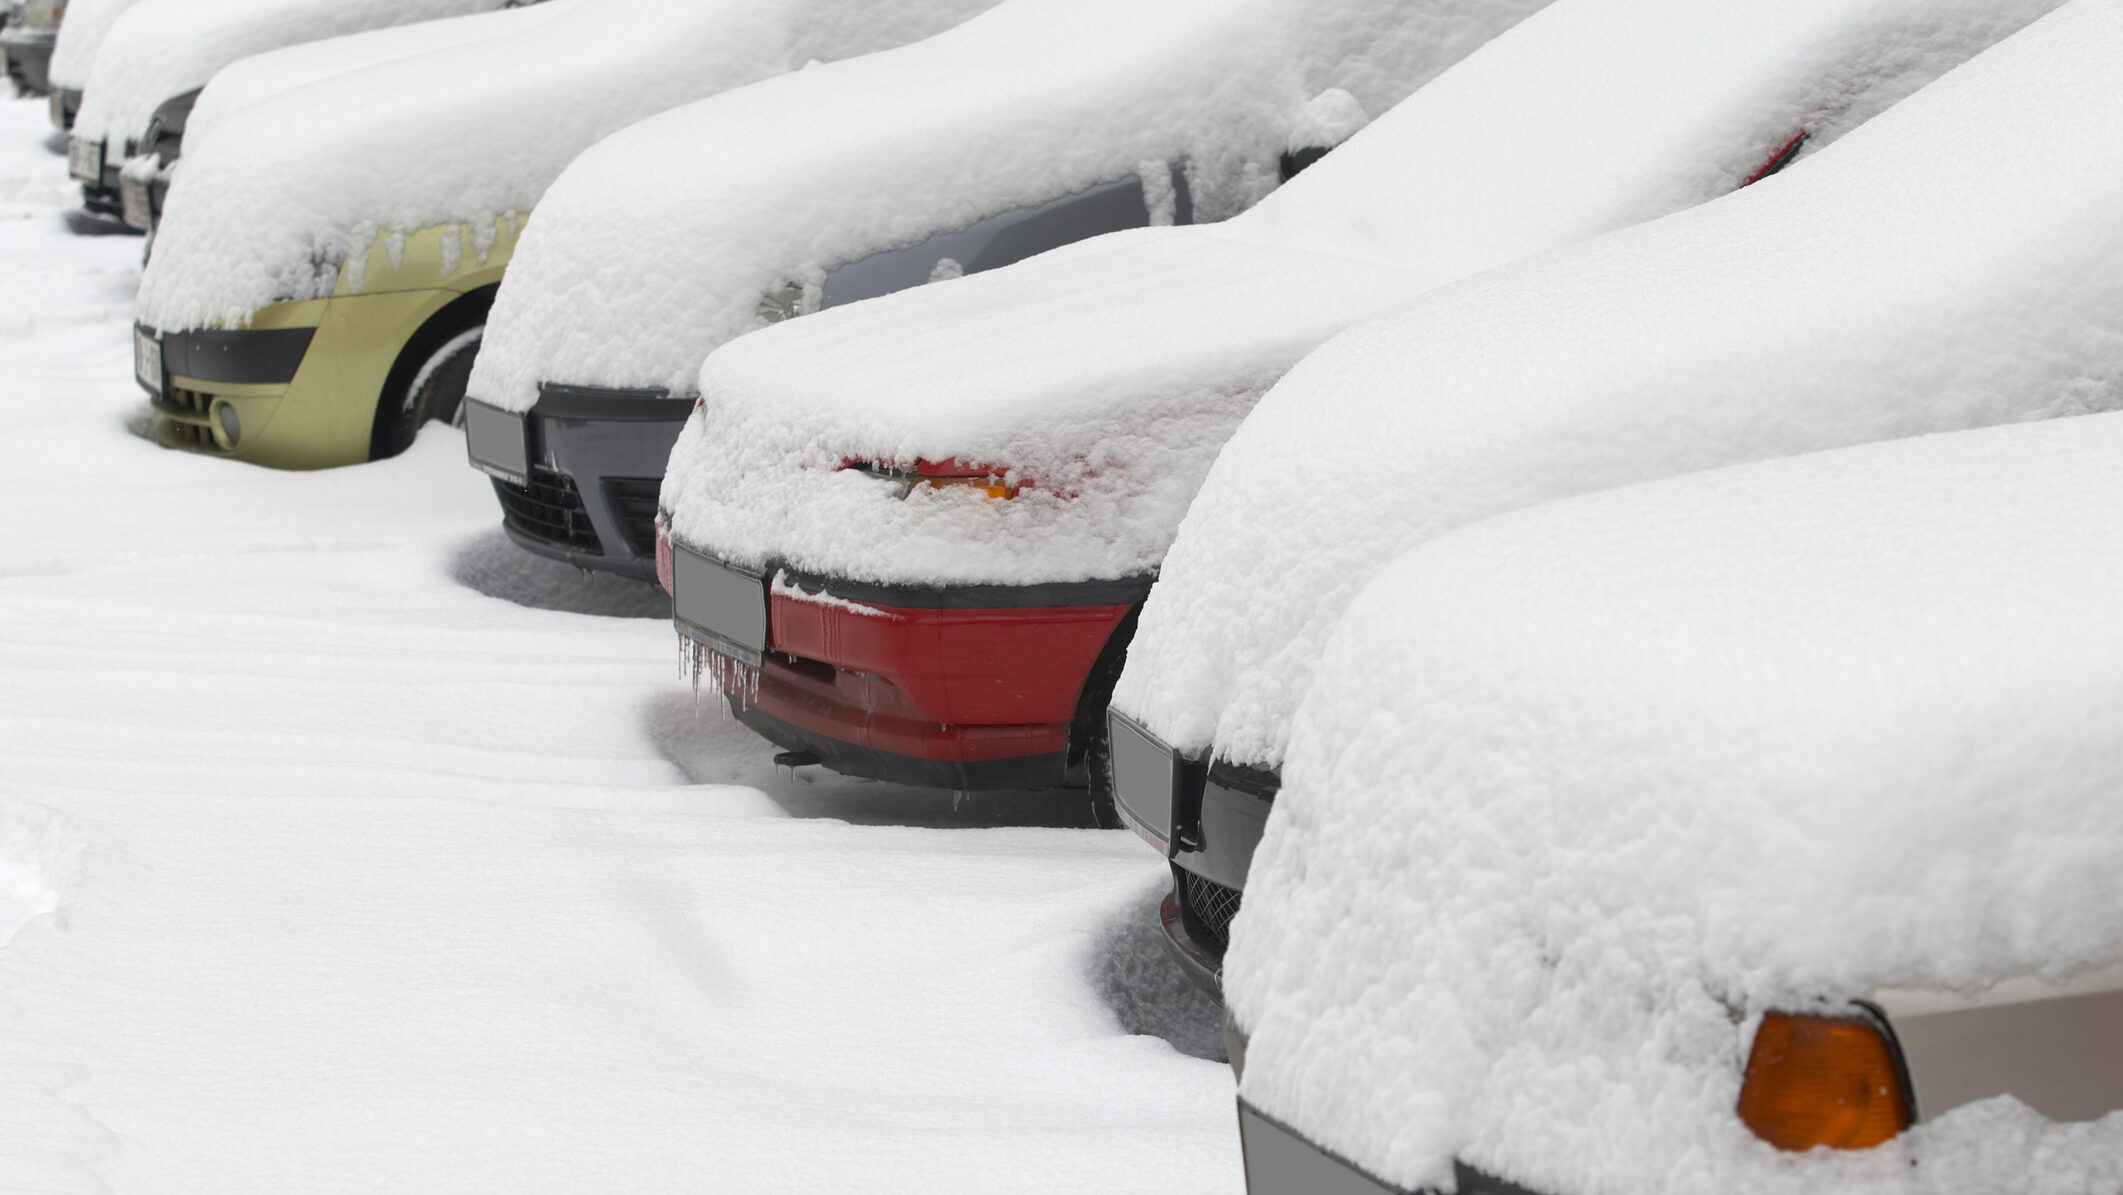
<box><xmin>461</xmin><ymin>0</ymin><xmax>1555</xmax><ymax>581</ymax></box>
<box><xmin>1226</xmin><ymin>411</ymin><xmax>2123</xmax><ymax>1195</ymax></box>
<box><xmin>648</xmin><ymin>0</ymin><xmax>2052</xmax><ymax>811</ymax></box>
<box><xmin>1103</xmin><ymin>0</ymin><xmax>2123</xmax><ymax>992</ymax></box>
<box><xmin>64</xmin><ymin>0</ymin><xmax>514</xmax><ymax>227</ymax></box>
<box><xmin>131</xmin><ymin>0</ymin><xmax>998</xmax><ymax>467</ymax></box>
<box><xmin>45</xmin><ymin>0</ymin><xmax>140</xmax><ymax>128</ymax></box>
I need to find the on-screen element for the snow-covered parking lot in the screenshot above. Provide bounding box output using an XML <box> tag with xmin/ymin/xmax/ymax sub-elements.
<box><xmin>0</xmin><ymin>94</ymin><xmax>1238</xmax><ymax>1193</ymax></box>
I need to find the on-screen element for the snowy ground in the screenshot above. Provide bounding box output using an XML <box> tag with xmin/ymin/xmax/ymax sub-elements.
<box><xmin>0</xmin><ymin>95</ymin><xmax>1237</xmax><ymax>1193</ymax></box>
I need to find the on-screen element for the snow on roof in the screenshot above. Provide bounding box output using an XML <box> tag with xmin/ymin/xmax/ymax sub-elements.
<box><xmin>134</xmin><ymin>0</ymin><xmax>1001</xmax><ymax>332</ymax></box>
<box><xmin>657</xmin><ymin>0</ymin><xmax>2058</xmax><ymax>589</ymax></box>
<box><xmin>465</xmin><ymin>0</ymin><xmax>1555</xmax><ymax>417</ymax></box>
<box><xmin>70</xmin><ymin>0</ymin><xmax>508</xmax><ymax>150</ymax></box>
<box><xmin>45</xmin><ymin>0</ymin><xmax>142</xmax><ymax>90</ymax></box>
<box><xmin>1224</xmin><ymin>412</ymin><xmax>2123</xmax><ymax>1195</ymax></box>
<box><xmin>1111</xmin><ymin>0</ymin><xmax>2123</xmax><ymax>772</ymax></box>
<box><xmin>180</xmin><ymin>0</ymin><xmax>576</xmax><ymax>152</ymax></box>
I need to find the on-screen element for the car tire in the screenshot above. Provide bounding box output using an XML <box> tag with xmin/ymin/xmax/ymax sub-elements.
<box><xmin>1071</xmin><ymin>603</ymin><xmax>1143</xmax><ymax>831</ymax></box>
<box><xmin>368</xmin><ymin>285</ymin><xmax>497</xmax><ymax>462</ymax></box>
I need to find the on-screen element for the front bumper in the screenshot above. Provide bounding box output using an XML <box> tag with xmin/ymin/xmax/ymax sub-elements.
<box><xmin>1109</xmin><ymin>710</ymin><xmax>1279</xmax><ymax>994</ymax></box>
<box><xmin>66</xmin><ymin>135</ymin><xmax>127</xmax><ymax>221</ymax></box>
<box><xmin>670</xmin><ymin>542</ymin><xmax>1149</xmax><ymax>788</ymax></box>
<box><xmin>2</xmin><ymin>27</ymin><xmax>53</xmax><ymax>95</ymax></box>
<box><xmin>1239</xmin><ymin>1101</ymin><xmax>1549</xmax><ymax>1195</ymax></box>
<box><xmin>48</xmin><ymin>85</ymin><xmax>75</xmax><ymax>129</ymax></box>
<box><xmin>465</xmin><ymin>387</ymin><xmax>690</xmax><ymax>581</ymax></box>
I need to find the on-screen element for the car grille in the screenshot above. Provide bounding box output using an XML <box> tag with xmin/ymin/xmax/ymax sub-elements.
<box><xmin>494</xmin><ymin>467</ymin><xmax>601</xmax><ymax>555</ymax></box>
<box><xmin>150</xmin><ymin>386</ymin><xmax>227</xmax><ymax>454</ymax></box>
<box><xmin>600</xmin><ymin>476</ymin><xmax>661</xmax><ymax>557</ymax></box>
<box><xmin>1179</xmin><ymin>869</ymin><xmax>1244</xmax><ymax>959</ymax></box>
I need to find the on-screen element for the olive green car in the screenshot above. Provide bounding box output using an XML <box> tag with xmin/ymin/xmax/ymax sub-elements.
<box><xmin>136</xmin><ymin>216</ymin><xmax>519</xmax><ymax>467</ymax></box>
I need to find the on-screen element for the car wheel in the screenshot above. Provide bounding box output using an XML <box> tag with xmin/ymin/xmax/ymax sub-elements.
<box><xmin>1071</xmin><ymin>603</ymin><xmax>1144</xmax><ymax>831</ymax></box>
<box><xmin>368</xmin><ymin>284</ymin><xmax>497</xmax><ymax>462</ymax></box>
<box><xmin>1084</xmin><ymin>721</ymin><xmax>1128</xmax><ymax>830</ymax></box>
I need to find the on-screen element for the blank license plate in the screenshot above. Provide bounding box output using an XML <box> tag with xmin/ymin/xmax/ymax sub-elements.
<box><xmin>67</xmin><ymin>136</ymin><xmax>101</xmax><ymax>183</ymax></box>
<box><xmin>673</xmin><ymin>548</ymin><xmax>768</xmax><ymax>657</ymax></box>
<box><xmin>120</xmin><ymin>168</ymin><xmax>153</xmax><ymax>228</ymax></box>
<box><xmin>133</xmin><ymin>327</ymin><xmax>161</xmax><ymax>395</ymax></box>
<box><xmin>462</xmin><ymin>400</ymin><xmax>528</xmax><ymax>485</ymax></box>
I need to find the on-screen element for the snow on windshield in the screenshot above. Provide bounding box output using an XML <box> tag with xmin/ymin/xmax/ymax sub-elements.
<box><xmin>70</xmin><ymin>0</ymin><xmax>507</xmax><ymax>150</ymax></box>
<box><xmin>1226</xmin><ymin>412</ymin><xmax>2123</xmax><ymax>1195</ymax></box>
<box><xmin>135</xmin><ymin>0</ymin><xmax>1002</xmax><ymax>332</ymax></box>
<box><xmin>656</xmin><ymin>0</ymin><xmax>2059</xmax><ymax>591</ymax></box>
<box><xmin>465</xmin><ymin>0</ymin><xmax>1555</xmax><ymax>416</ymax></box>
<box><xmin>1111</xmin><ymin>0</ymin><xmax>2123</xmax><ymax>772</ymax></box>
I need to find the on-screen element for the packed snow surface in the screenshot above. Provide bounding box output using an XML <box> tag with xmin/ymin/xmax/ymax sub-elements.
<box><xmin>660</xmin><ymin>0</ymin><xmax>2058</xmax><ymax>588</ymax></box>
<box><xmin>0</xmin><ymin>96</ymin><xmax>1236</xmax><ymax>1192</ymax></box>
<box><xmin>135</xmin><ymin>0</ymin><xmax>1002</xmax><ymax>332</ymax></box>
<box><xmin>1112</xmin><ymin>0</ymin><xmax>2123</xmax><ymax>771</ymax></box>
<box><xmin>469</xmin><ymin>0</ymin><xmax>1556</xmax><ymax>415</ymax></box>
<box><xmin>70</xmin><ymin>0</ymin><xmax>509</xmax><ymax>151</ymax></box>
<box><xmin>180</xmin><ymin>0</ymin><xmax>578</xmax><ymax>151</ymax></box>
<box><xmin>43</xmin><ymin>0</ymin><xmax>143</xmax><ymax>91</ymax></box>
<box><xmin>1225</xmin><ymin>412</ymin><xmax>2123</xmax><ymax>1195</ymax></box>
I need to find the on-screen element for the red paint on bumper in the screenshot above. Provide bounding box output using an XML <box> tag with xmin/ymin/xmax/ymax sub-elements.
<box><xmin>745</xmin><ymin>585</ymin><xmax>1131</xmax><ymax>764</ymax></box>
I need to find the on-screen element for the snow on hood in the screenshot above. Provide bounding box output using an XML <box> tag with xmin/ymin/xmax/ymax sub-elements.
<box><xmin>134</xmin><ymin>0</ymin><xmax>1000</xmax><ymax>333</ymax></box>
<box><xmin>180</xmin><ymin>0</ymin><xmax>577</xmax><ymax>151</ymax></box>
<box><xmin>1112</xmin><ymin>0</ymin><xmax>2123</xmax><ymax>772</ymax></box>
<box><xmin>70</xmin><ymin>0</ymin><xmax>508</xmax><ymax>151</ymax></box>
<box><xmin>467</xmin><ymin>0</ymin><xmax>1554</xmax><ymax>417</ymax></box>
<box><xmin>658</xmin><ymin>0</ymin><xmax>2058</xmax><ymax>589</ymax></box>
<box><xmin>1224</xmin><ymin>412</ymin><xmax>2123</xmax><ymax>1195</ymax></box>
<box><xmin>45</xmin><ymin>0</ymin><xmax>143</xmax><ymax>91</ymax></box>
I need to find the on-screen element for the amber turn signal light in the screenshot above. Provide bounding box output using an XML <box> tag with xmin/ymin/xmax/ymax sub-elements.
<box><xmin>1738</xmin><ymin>1010</ymin><xmax>1913</xmax><ymax>1151</ymax></box>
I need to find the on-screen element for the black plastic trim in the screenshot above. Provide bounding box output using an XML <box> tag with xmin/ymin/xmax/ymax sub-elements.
<box><xmin>532</xmin><ymin>382</ymin><xmax>683</xmax><ymax>421</ymax></box>
<box><xmin>1159</xmin><ymin>886</ymin><xmax>1223</xmax><ymax>997</ymax></box>
<box><xmin>776</xmin><ymin>566</ymin><xmax>1156</xmax><ymax>612</ymax></box>
<box><xmin>730</xmin><ymin>698</ymin><xmax>1073</xmax><ymax>791</ymax></box>
<box><xmin>159</xmin><ymin>325</ymin><xmax>315</xmax><ymax>385</ymax></box>
<box><xmin>1238</xmin><ymin>1099</ymin><xmax>1558</xmax><ymax>1195</ymax></box>
<box><xmin>500</xmin><ymin>519</ymin><xmax>660</xmax><ymax>582</ymax></box>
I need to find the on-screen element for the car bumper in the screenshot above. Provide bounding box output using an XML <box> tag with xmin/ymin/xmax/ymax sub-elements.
<box><xmin>464</xmin><ymin>387</ymin><xmax>691</xmax><ymax>581</ymax></box>
<box><xmin>138</xmin><ymin>285</ymin><xmax>472</xmax><ymax>468</ymax></box>
<box><xmin>1239</xmin><ymin>1101</ymin><xmax>1550</xmax><ymax>1195</ymax></box>
<box><xmin>670</xmin><ymin>541</ymin><xmax>1148</xmax><ymax>787</ymax></box>
<box><xmin>2</xmin><ymin>28</ymin><xmax>54</xmax><ymax>95</ymax></box>
<box><xmin>1110</xmin><ymin>711</ymin><xmax>1279</xmax><ymax>995</ymax></box>
<box><xmin>48</xmin><ymin>85</ymin><xmax>75</xmax><ymax>129</ymax></box>
<box><xmin>119</xmin><ymin>152</ymin><xmax>170</xmax><ymax>232</ymax></box>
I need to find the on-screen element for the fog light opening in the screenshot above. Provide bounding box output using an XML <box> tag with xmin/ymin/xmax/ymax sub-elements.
<box><xmin>212</xmin><ymin>400</ymin><xmax>241</xmax><ymax>448</ymax></box>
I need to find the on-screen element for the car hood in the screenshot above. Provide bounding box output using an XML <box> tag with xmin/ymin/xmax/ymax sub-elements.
<box><xmin>1226</xmin><ymin>410</ymin><xmax>2123</xmax><ymax>1195</ymax></box>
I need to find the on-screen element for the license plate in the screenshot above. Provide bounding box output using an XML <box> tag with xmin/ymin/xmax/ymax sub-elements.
<box><xmin>672</xmin><ymin>547</ymin><xmax>768</xmax><ymax>658</ymax></box>
<box><xmin>120</xmin><ymin>166</ymin><xmax>154</xmax><ymax>230</ymax></box>
<box><xmin>1109</xmin><ymin>709</ymin><xmax>1181</xmax><ymax>849</ymax></box>
<box><xmin>66</xmin><ymin>136</ymin><xmax>101</xmax><ymax>184</ymax></box>
<box><xmin>462</xmin><ymin>399</ymin><xmax>528</xmax><ymax>485</ymax></box>
<box><xmin>133</xmin><ymin>327</ymin><xmax>162</xmax><ymax>396</ymax></box>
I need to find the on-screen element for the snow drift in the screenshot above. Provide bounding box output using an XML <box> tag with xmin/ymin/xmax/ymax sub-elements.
<box><xmin>657</xmin><ymin>0</ymin><xmax>2058</xmax><ymax>591</ymax></box>
<box><xmin>1111</xmin><ymin>0</ymin><xmax>2123</xmax><ymax>772</ymax></box>
<box><xmin>1225</xmin><ymin>411</ymin><xmax>2123</xmax><ymax>1195</ymax></box>
<box><xmin>468</xmin><ymin>0</ymin><xmax>1558</xmax><ymax>415</ymax></box>
<box><xmin>135</xmin><ymin>0</ymin><xmax>1002</xmax><ymax>332</ymax></box>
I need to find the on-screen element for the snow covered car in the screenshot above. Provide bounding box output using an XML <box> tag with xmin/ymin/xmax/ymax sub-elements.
<box><xmin>43</xmin><ymin>0</ymin><xmax>137</xmax><ymax>129</ymax></box>
<box><xmin>2</xmin><ymin>0</ymin><xmax>61</xmax><ymax>96</ymax></box>
<box><xmin>64</xmin><ymin>0</ymin><xmax>519</xmax><ymax>228</ymax></box>
<box><xmin>1106</xmin><ymin>0</ymin><xmax>2123</xmax><ymax>995</ymax></box>
<box><xmin>130</xmin><ymin>0</ymin><xmax>997</xmax><ymax>468</ymax></box>
<box><xmin>649</xmin><ymin>0</ymin><xmax>2051</xmax><ymax>804</ymax></box>
<box><xmin>462</xmin><ymin>0</ymin><xmax>1555</xmax><ymax>583</ymax></box>
<box><xmin>1225</xmin><ymin>412</ymin><xmax>2123</xmax><ymax>1195</ymax></box>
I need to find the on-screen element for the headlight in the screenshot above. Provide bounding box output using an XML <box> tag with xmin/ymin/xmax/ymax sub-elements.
<box><xmin>1737</xmin><ymin>1007</ymin><xmax>1914</xmax><ymax>1151</ymax></box>
<box><xmin>842</xmin><ymin>458</ymin><xmax>1018</xmax><ymax>500</ymax></box>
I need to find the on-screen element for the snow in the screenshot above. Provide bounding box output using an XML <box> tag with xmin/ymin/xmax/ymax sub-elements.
<box><xmin>70</xmin><ymin>0</ymin><xmax>509</xmax><ymax>152</ymax></box>
<box><xmin>43</xmin><ymin>0</ymin><xmax>140</xmax><ymax>91</ymax></box>
<box><xmin>0</xmin><ymin>95</ymin><xmax>1236</xmax><ymax>1192</ymax></box>
<box><xmin>1113</xmin><ymin>0</ymin><xmax>2123</xmax><ymax>771</ymax></box>
<box><xmin>180</xmin><ymin>0</ymin><xmax>577</xmax><ymax>152</ymax></box>
<box><xmin>467</xmin><ymin>0</ymin><xmax>1557</xmax><ymax>415</ymax></box>
<box><xmin>1223</xmin><ymin>412</ymin><xmax>2123</xmax><ymax>1195</ymax></box>
<box><xmin>135</xmin><ymin>0</ymin><xmax>1002</xmax><ymax>332</ymax></box>
<box><xmin>658</xmin><ymin>0</ymin><xmax>2057</xmax><ymax>589</ymax></box>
